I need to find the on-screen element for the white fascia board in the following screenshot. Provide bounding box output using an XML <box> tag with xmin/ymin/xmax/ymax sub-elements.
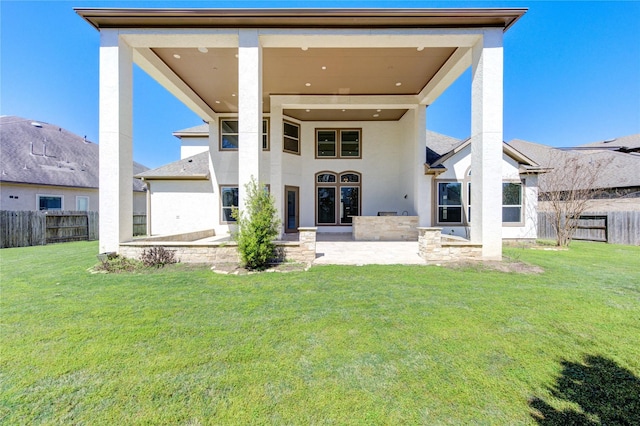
<box><xmin>260</xmin><ymin>29</ymin><xmax>482</xmax><ymax>48</ymax></box>
<box><xmin>271</xmin><ymin>94</ymin><xmax>419</xmax><ymax>110</ymax></box>
<box><xmin>133</xmin><ymin>47</ymin><xmax>216</xmax><ymax>121</ymax></box>
<box><xmin>120</xmin><ymin>30</ymin><xmax>238</xmax><ymax>48</ymax></box>
<box><xmin>418</xmin><ymin>47</ymin><xmax>472</xmax><ymax>105</ymax></box>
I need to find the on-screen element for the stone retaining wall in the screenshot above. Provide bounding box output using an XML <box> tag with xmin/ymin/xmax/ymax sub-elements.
<box><xmin>418</xmin><ymin>227</ymin><xmax>482</xmax><ymax>263</ymax></box>
<box><xmin>352</xmin><ymin>216</ymin><xmax>418</xmax><ymax>241</ymax></box>
<box><xmin>120</xmin><ymin>228</ymin><xmax>317</xmax><ymax>265</ymax></box>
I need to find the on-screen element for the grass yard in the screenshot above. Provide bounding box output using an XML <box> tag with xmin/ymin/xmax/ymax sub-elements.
<box><xmin>1</xmin><ymin>241</ymin><xmax>639</xmax><ymax>425</ymax></box>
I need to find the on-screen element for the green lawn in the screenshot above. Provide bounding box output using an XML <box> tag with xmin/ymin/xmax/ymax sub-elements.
<box><xmin>1</xmin><ymin>241</ymin><xmax>639</xmax><ymax>425</ymax></box>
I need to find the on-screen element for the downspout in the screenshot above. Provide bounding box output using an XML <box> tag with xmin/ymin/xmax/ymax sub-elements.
<box><xmin>143</xmin><ymin>179</ymin><xmax>151</xmax><ymax>236</ymax></box>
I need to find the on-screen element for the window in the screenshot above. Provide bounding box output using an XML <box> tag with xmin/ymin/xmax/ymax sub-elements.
<box><xmin>437</xmin><ymin>182</ymin><xmax>462</xmax><ymax>223</ymax></box>
<box><xmin>38</xmin><ymin>195</ymin><xmax>62</xmax><ymax>211</ymax></box>
<box><xmin>502</xmin><ymin>182</ymin><xmax>523</xmax><ymax>223</ymax></box>
<box><xmin>438</xmin><ymin>179</ymin><xmax>524</xmax><ymax>225</ymax></box>
<box><xmin>316</xmin><ymin>129</ymin><xmax>361</xmax><ymax>158</ymax></box>
<box><xmin>220</xmin><ymin>186</ymin><xmax>238</xmax><ymax>223</ymax></box>
<box><xmin>315</xmin><ymin>171</ymin><xmax>361</xmax><ymax>225</ymax></box>
<box><xmin>219</xmin><ymin>119</ymin><xmax>269</xmax><ymax>151</ymax></box>
<box><xmin>283</xmin><ymin>121</ymin><xmax>300</xmax><ymax>155</ymax></box>
<box><xmin>76</xmin><ymin>196</ymin><xmax>89</xmax><ymax>211</ymax></box>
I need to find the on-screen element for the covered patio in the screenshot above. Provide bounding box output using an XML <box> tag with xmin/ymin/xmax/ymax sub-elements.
<box><xmin>77</xmin><ymin>7</ymin><xmax>526</xmax><ymax>262</ymax></box>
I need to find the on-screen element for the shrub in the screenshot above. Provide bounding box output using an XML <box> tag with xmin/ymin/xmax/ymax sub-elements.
<box><xmin>94</xmin><ymin>255</ymin><xmax>142</xmax><ymax>273</ymax></box>
<box><xmin>140</xmin><ymin>247</ymin><xmax>177</xmax><ymax>268</ymax></box>
<box><xmin>232</xmin><ymin>178</ymin><xmax>280</xmax><ymax>270</ymax></box>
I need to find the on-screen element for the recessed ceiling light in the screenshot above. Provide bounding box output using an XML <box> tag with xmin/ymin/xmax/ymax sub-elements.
<box><xmin>232</xmin><ymin>93</ymin><xmax>236</xmax><ymax>97</ymax></box>
<box><xmin>301</xmin><ymin>47</ymin><xmax>308</xmax><ymax>51</ymax></box>
<box><xmin>417</xmin><ymin>47</ymin><xmax>425</xmax><ymax>51</ymax></box>
<box><xmin>342</xmin><ymin>109</ymin><xmax>346</xmax><ymax>112</ymax></box>
<box><xmin>373</xmin><ymin>114</ymin><xmax>380</xmax><ymax>118</ymax></box>
<box><xmin>305</xmin><ymin>109</ymin><xmax>311</xmax><ymax>112</ymax></box>
<box><xmin>395</xmin><ymin>82</ymin><xmax>402</xmax><ymax>87</ymax></box>
<box><xmin>321</xmin><ymin>66</ymin><xmax>327</xmax><ymax>70</ymax></box>
<box><xmin>215</xmin><ymin>100</ymin><xmax>221</xmax><ymax>104</ymax></box>
<box><xmin>198</xmin><ymin>47</ymin><xmax>208</xmax><ymax>53</ymax></box>
<box><xmin>305</xmin><ymin>83</ymin><xmax>311</xmax><ymax>87</ymax></box>
<box><xmin>235</xmin><ymin>54</ymin><xmax>238</xmax><ymax>58</ymax></box>
<box><xmin>376</xmin><ymin>109</ymin><xmax>382</xmax><ymax>112</ymax></box>
<box><xmin>173</xmin><ymin>54</ymin><xmax>181</xmax><ymax>59</ymax></box>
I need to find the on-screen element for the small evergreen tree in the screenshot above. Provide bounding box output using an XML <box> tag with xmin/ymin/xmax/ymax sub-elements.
<box><xmin>232</xmin><ymin>178</ymin><xmax>280</xmax><ymax>270</ymax></box>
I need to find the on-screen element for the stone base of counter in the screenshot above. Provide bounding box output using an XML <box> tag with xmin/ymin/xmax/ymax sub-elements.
<box><xmin>352</xmin><ymin>216</ymin><xmax>418</xmax><ymax>241</ymax></box>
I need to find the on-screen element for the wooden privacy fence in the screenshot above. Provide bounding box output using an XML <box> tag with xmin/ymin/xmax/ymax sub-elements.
<box><xmin>1</xmin><ymin>211</ymin><xmax>146</xmax><ymax>248</ymax></box>
<box><xmin>538</xmin><ymin>211</ymin><xmax>640</xmax><ymax>246</ymax></box>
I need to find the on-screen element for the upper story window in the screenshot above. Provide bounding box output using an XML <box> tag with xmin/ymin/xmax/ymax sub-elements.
<box><xmin>316</xmin><ymin>129</ymin><xmax>361</xmax><ymax>158</ymax></box>
<box><xmin>219</xmin><ymin>119</ymin><xmax>269</xmax><ymax>151</ymax></box>
<box><xmin>283</xmin><ymin>121</ymin><xmax>300</xmax><ymax>155</ymax></box>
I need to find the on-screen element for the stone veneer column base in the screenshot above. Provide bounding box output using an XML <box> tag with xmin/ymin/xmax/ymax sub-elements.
<box><xmin>418</xmin><ymin>227</ymin><xmax>483</xmax><ymax>263</ymax></box>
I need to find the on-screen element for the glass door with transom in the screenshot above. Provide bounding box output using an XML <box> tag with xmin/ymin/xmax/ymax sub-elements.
<box><xmin>315</xmin><ymin>172</ymin><xmax>361</xmax><ymax>226</ymax></box>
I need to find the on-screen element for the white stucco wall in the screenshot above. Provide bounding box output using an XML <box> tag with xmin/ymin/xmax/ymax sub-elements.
<box><xmin>154</xmin><ymin>116</ymin><xmax>539</xmax><ymax>240</ymax></box>
<box><xmin>180</xmin><ymin>138</ymin><xmax>209</xmax><ymax>159</ymax></box>
<box><xmin>435</xmin><ymin>146</ymin><xmax>539</xmax><ymax>240</ymax></box>
<box><xmin>147</xmin><ymin>179</ymin><xmax>216</xmax><ymax>236</ymax></box>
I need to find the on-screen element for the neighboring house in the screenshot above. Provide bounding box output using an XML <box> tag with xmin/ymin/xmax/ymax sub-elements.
<box><xmin>77</xmin><ymin>7</ymin><xmax>528</xmax><ymax>259</ymax></box>
<box><xmin>579</xmin><ymin>134</ymin><xmax>640</xmax><ymax>154</ymax></box>
<box><xmin>0</xmin><ymin>116</ymin><xmax>148</xmax><ymax>213</ymax></box>
<box><xmin>139</xmin><ymin>126</ymin><xmax>545</xmax><ymax>240</ymax></box>
<box><xmin>509</xmin><ymin>137</ymin><xmax>640</xmax><ymax>211</ymax></box>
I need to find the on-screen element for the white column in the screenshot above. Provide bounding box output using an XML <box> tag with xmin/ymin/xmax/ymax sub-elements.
<box><xmin>412</xmin><ymin>106</ymin><xmax>429</xmax><ymax>226</ymax></box>
<box><xmin>99</xmin><ymin>30</ymin><xmax>133</xmax><ymax>253</ymax></box>
<box><xmin>270</xmin><ymin>102</ymin><xmax>284</xmax><ymax>236</ymax></box>
<box><xmin>470</xmin><ymin>28</ymin><xmax>503</xmax><ymax>260</ymax></box>
<box><xmin>237</xmin><ymin>29</ymin><xmax>262</xmax><ymax>212</ymax></box>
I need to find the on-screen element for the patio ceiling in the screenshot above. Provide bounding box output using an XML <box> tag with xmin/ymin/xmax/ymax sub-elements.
<box><xmin>151</xmin><ymin>46</ymin><xmax>457</xmax><ymax>120</ymax></box>
<box><xmin>77</xmin><ymin>8</ymin><xmax>526</xmax><ymax>121</ymax></box>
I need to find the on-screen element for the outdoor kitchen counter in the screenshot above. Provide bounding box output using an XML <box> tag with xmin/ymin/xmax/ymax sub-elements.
<box><xmin>352</xmin><ymin>215</ymin><xmax>419</xmax><ymax>241</ymax></box>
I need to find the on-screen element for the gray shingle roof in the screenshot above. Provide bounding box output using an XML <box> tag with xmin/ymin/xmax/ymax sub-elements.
<box><xmin>0</xmin><ymin>116</ymin><xmax>148</xmax><ymax>191</ymax></box>
<box><xmin>579</xmin><ymin>134</ymin><xmax>640</xmax><ymax>152</ymax></box>
<box><xmin>509</xmin><ymin>138</ymin><xmax>640</xmax><ymax>191</ymax></box>
<box><xmin>173</xmin><ymin>123</ymin><xmax>209</xmax><ymax>138</ymax></box>
<box><xmin>136</xmin><ymin>151</ymin><xmax>210</xmax><ymax>179</ymax></box>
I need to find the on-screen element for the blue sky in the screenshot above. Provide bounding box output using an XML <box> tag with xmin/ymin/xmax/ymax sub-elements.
<box><xmin>1</xmin><ymin>1</ymin><xmax>639</xmax><ymax>169</ymax></box>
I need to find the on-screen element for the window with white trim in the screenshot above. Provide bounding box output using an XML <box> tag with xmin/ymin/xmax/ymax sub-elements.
<box><xmin>37</xmin><ymin>195</ymin><xmax>62</xmax><ymax>211</ymax></box>
<box><xmin>220</xmin><ymin>186</ymin><xmax>238</xmax><ymax>223</ymax></box>
<box><xmin>502</xmin><ymin>182</ymin><xmax>523</xmax><ymax>223</ymax></box>
<box><xmin>76</xmin><ymin>196</ymin><xmax>89</xmax><ymax>211</ymax></box>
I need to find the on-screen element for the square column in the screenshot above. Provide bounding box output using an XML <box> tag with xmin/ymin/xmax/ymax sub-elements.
<box><xmin>470</xmin><ymin>29</ymin><xmax>503</xmax><ymax>260</ymax></box>
<box><xmin>269</xmin><ymin>102</ymin><xmax>285</xmax><ymax>236</ymax></box>
<box><xmin>99</xmin><ymin>30</ymin><xmax>133</xmax><ymax>253</ymax></box>
<box><xmin>238</xmin><ymin>29</ymin><xmax>263</xmax><ymax>212</ymax></box>
<box><xmin>412</xmin><ymin>106</ymin><xmax>429</xmax><ymax>226</ymax></box>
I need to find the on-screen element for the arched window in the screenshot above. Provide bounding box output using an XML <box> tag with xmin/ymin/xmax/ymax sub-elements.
<box><xmin>315</xmin><ymin>171</ymin><xmax>361</xmax><ymax>225</ymax></box>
